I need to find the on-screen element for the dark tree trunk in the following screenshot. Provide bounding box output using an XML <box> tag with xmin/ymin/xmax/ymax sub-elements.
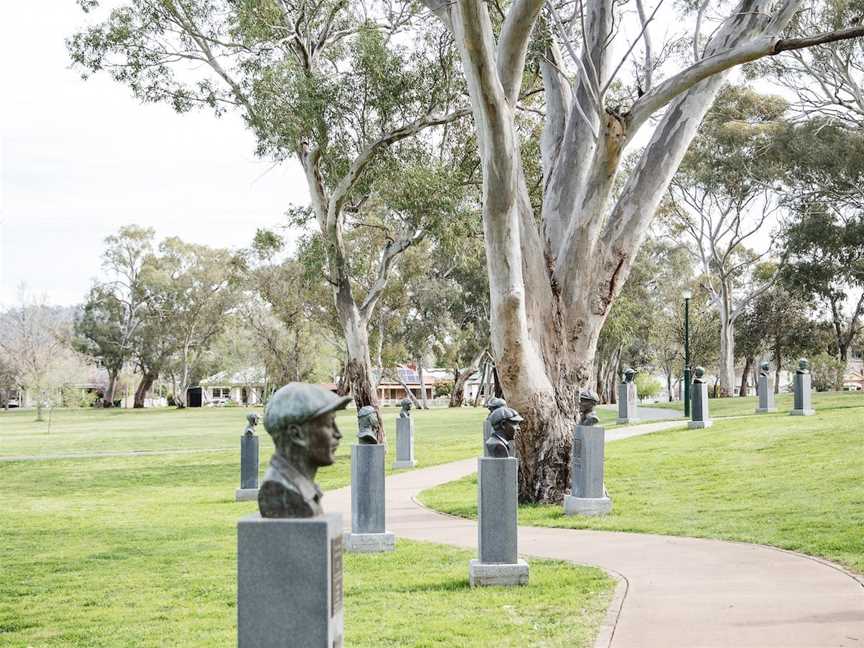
<box><xmin>739</xmin><ymin>356</ymin><xmax>753</xmax><ymax>397</ymax></box>
<box><xmin>336</xmin><ymin>360</ymin><xmax>351</xmax><ymax>396</ymax></box>
<box><xmin>134</xmin><ymin>371</ymin><xmax>158</xmax><ymax>408</ymax></box>
<box><xmin>492</xmin><ymin>366</ymin><xmax>504</xmax><ymax>398</ymax></box>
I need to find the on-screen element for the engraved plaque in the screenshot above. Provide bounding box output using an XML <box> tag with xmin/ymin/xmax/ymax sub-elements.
<box><xmin>330</xmin><ymin>536</ymin><xmax>343</xmax><ymax>616</ymax></box>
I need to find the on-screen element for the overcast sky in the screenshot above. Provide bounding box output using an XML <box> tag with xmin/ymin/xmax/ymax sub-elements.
<box><xmin>0</xmin><ymin>3</ymin><xmax>308</xmax><ymax>307</ymax></box>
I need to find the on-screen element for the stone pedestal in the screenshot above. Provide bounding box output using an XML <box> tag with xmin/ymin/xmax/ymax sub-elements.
<box><xmin>482</xmin><ymin>419</ymin><xmax>493</xmax><ymax>456</ymax></box>
<box><xmin>564</xmin><ymin>425</ymin><xmax>611</xmax><ymax>516</ymax></box>
<box><xmin>392</xmin><ymin>417</ymin><xmax>416</xmax><ymax>469</ymax></box>
<box><xmin>791</xmin><ymin>373</ymin><xmax>815</xmax><ymax>416</ymax></box>
<box><xmin>235</xmin><ymin>488</ymin><xmax>259</xmax><ymax>502</ymax></box>
<box><xmin>688</xmin><ymin>382</ymin><xmax>713</xmax><ymax>429</ymax></box>
<box><xmin>236</xmin><ymin>434</ymin><xmax>259</xmax><ymax>501</ymax></box>
<box><xmin>616</xmin><ymin>383</ymin><xmax>640</xmax><ymax>424</ymax></box>
<box><xmin>755</xmin><ymin>375</ymin><xmax>776</xmax><ymax>413</ymax></box>
<box><xmin>345</xmin><ymin>444</ymin><xmax>394</xmax><ymax>552</ymax></box>
<box><xmin>237</xmin><ymin>513</ymin><xmax>343</xmax><ymax>648</ymax></box>
<box><xmin>469</xmin><ymin>456</ymin><xmax>528</xmax><ymax>587</ymax></box>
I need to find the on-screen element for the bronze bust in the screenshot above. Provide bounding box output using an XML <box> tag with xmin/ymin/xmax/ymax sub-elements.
<box><xmin>621</xmin><ymin>367</ymin><xmax>637</xmax><ymax>384</ymax></box>
<box><xmin>398</xmin><ymin>398</ymin><xmax>413</xmax><ymax>418</ymax></box>
<box><xmin>579</xmin><ymin>389</ymin><xmax>600</xmax><ymax>426</ymax></box>
<box><xmin>693</xmin><ymin>366</ymin><xmax>706</xmax><ymax>384</ymax></box>
<box><xmin>244</xmin><ymin>412</ymin><xmax>260</xmax><ymax>436</ymax></box>
<box><xmin>759</xmin><ymin>361</ymin><xmax>770</xmax><ymax>377</ymax></box>
<box><xmin>796</xmin><ymin>358</ymin><xmax>810</xmax><ymax>375</ymax></box>
<box><xmin>485</xmin><ymin>397</ymin><xmax>506</xmax><ymax>414</ymax></box>
<box><xmin>257</xmin><ymin>383</ymin><xmax>351</xmax><ymax>518</ymax></box>
<box><xmin>357</xmin><ymin>405</ymin><xmax>380</xmax><ymax>444</ymax></box>
<box><xmin>485</xmin><ymin>406</ymin><xmax>523</xmax><ymax>458</ymax></box>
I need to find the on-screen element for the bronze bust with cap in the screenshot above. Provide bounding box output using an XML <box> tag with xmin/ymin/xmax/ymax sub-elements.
<box><xmin>579</xmin><ymin>388</ymin><xmax>600</xmax><ymax>426</ymax></box>
<box><xmin>357</xmin><ymin>405</ymin><xmax>381</xmax><ymax>444</ymax></box>
<box><xmin>257</xmin><ymin>383</ymin><xmax>351</xmax><ymax>519</ymax></box>
<box><xmin>485</xmin><ymin>406</ymin><xmax>523</xmax><ymax>458</ymax></box>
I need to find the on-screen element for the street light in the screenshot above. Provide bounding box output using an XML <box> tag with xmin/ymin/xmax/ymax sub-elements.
<box><xmin>682</xmin><ymin>288</ymin><xmax>693</xmax><ymax>417</ymax></box>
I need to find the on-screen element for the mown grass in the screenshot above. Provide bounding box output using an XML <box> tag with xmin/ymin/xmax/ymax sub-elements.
<box><xmin>0</xmin><ymin>430</ymin><xmax>613</xmax><ymax>647</ymax></box>
<box><xmin>420</xmin><ymin>402</ymin><xmax>864</xmax><ymax>574</ymax></box>
<box><xmin>649</xmin><ymin>389</ymin><xmax>863</xmax><ymax>418</ymax></box>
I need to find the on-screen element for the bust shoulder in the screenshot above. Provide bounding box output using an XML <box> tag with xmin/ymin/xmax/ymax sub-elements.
<box><xmin>258</xmin><ymin>479</ymin><xmax>318</xmax><ymax>518</ymax></box>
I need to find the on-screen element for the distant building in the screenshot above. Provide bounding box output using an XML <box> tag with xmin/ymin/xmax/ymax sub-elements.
<box><xmin>196</xmin><ymin>367</ymin><xmax>267</xmax><ymax>407</ymax></box>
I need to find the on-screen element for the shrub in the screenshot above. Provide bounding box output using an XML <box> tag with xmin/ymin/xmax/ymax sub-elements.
<box><xmin>809</xmin><ymin>352</ymin><xmax>846</xmax><ymax>391</ymax></box>
<box><xmin>635</xmin><ymin>372</ymin><xmax>662</xmax><ymax>400</ymax></box>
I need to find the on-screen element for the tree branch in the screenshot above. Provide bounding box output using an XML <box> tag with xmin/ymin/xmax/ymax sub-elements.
<box><xmin>627</xmin><ymin>25</ymin><xmax>864</xmax><ymax>135</ymax></box>
<box><xmin>496</xmin><ymin>0</ymin><xmax>546</xmax><ymax>106</ymax></box>
<box><xmin>328</xmin><ymin>107</ymin><xmax>470</xmax><ymax>225</ymax></box>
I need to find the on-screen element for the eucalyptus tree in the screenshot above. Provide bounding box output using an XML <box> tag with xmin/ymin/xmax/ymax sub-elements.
<box><xmin>73</xmin><ymin>287</ymin><xmax>127</xmax><ymax>406</ymax></box>
<box><xmin>780</xmin><ymin>208</ymin><xmax>864</xmax><ymax>362</ymax></box>
<box><xmin>668</xmin><ymin>86</ymin><xmax>787</xmax><ymax>397</ymax></box>
<box><xmin>420</xmin><ymin>0</ymin><xmax>864</xmax><ymax>501</ymax></box>
<box><xmin>75</xmin><ymin>226</ymin><xmax>154</xmax><ymax>406</ymax></box>
<box><xmin>69</xmin><ymin>0</ymin><xmax>468</xmax><ymax>417</ymax></box>
<box><xmin>140</xmin><ymin>238</ymin><xmax>241</xmax><ymax>407</ymax></box>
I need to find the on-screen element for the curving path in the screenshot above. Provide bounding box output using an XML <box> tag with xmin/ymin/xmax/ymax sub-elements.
<box><xmin>327</xmin><ymin>422</ymin><xmax>864</xmax><ymax>648</ymax></box>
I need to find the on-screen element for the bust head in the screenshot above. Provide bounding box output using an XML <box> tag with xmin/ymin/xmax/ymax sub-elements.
<box><xmin>693</xmin><ymin>366</ymin><xmax>706</xmax><ymax>383</ymax></box>
<box><xmin>797</xmin><ymin>358</ymin><xmax>810</xmax><ymax>374</ymax></box>
<box><xmin>485</xmin><ymin>397</ymin><xmax>507</xmax><ymax>414</ymax></box>
<box><xmin>485</xmin><ymin>406</ymin><xmax>523</xmax><ymax>458</ymax></box>
<box><xmin>622</xmin><ymin>367</ymin><xmax>637</xmax><ymax>383</ymax></box>
<box><xmin>258</xmin><ymin>383</ymin><xmax>351</xmax><ymax>518</ymax></box>
<box><xmin>488</xmin><ymin>406</ymin><xmax>523</xmax><ymax>440</ymax></box>
<box><xmin>263</xmin><ymin>384</ymin><xmax>349</xmax><ymax>467</ymax></box>
<box><xmin>578</xmin><ymin>388</ymin><xmax>600</xmax><ymax>426</ymax></box>
<box><xmin>399</xmin><ymin>398</ymin><xmax>413</xmax><ymax>418</ymax></box>
<box><xmin>760</xmin><ymin>361</ymin><xmax>770</xmax><ymax>375</ymax></box>
<box><xmin>244</xmin><ymin>412</ymin><xmax>260</xmax><ymax>436</ymax></box>
<box><xmin>357</xmin><ymin>405</ymin><xmax>380</xmax><ymax>444</ymax></box>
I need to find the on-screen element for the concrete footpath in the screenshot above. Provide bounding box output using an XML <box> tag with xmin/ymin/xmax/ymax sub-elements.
<box><xmin>327</xmin><ymin>420</ymin><xmax>864</xmax><ymax>648</ymax></box>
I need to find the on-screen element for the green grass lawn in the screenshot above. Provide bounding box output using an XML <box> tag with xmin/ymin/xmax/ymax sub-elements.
<box><xmin>649</xmin><ymin>389</ymin><xmax>863</xmax><ymax>418</ymax></box>
<box><xmin>0</xmin><ymin>414</ymin><xmax>614</xmax><ymax>647</ymax></box>
<box><xmin>420</xmin><ymin>402</ymin><xmax>864</xmax><ymax>574</ymax></box>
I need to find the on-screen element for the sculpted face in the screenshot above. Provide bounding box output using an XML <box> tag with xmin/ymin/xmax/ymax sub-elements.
<box><xmin>499</xmin><ymin>417</ymin><xmax>520</xmax><ymax>442</ymax></box>
<box><xmin>305</xmin><ymin>411</ymin><xmax>342</xmax><ymax>466</ymax></box>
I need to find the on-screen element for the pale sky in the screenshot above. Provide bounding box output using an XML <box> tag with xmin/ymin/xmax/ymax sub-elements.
<box><xmin>0</xmin><ymin>3</ymin><xmax>309</xmax><ymax>307</ymax></box>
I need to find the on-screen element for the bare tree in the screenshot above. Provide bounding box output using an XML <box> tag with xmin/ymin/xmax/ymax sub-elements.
<box><xmin>0</xmin><ymin>295</ymin><xmax>74</xmax><ymax>422</ymax></box>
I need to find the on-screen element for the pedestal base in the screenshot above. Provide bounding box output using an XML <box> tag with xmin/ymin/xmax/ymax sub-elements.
<box><xmin>790</xmin><ymin>409</ymin><xmax>816</xmax><ymax>416</ymax></box>
<box><xmin>235</xmin><ymin>488</ymin><xmax>258</xmax><ymax>502</ymax></box>
<box><xmin>392</xmin><ymin>460</ymin><xmax>417</xmax><ymax>469</ymax></box>
<box><xmin>616</xmin><ymin>418</ymin><xmax>640</xmax><ymax>425</ymax></box>
<box><xmin>563</xmin><ymin>495</ymin><xmax>612</xmax><ymax>516</ymax></box>
<box><xmin>469</xmin><ymin>559</ymin><xmax>529</xmax><ymax>587</ymax></box>
<box><xmin>688</xmin><ymin>420</ymin><xmax>713</xmax><ymax>429</ymax></box>
<box><xmin>343</xmin><ymin>531</ymin><xmax>395</xmax><ymax>553</ymax></box>
<box><xmin>755</xmin><ymin>408</ymin><xmax>777</xmax><ymax>414</ymax></box>
<box><xmin>238</xmin><ymin>513</ymin><xmax>343</xmax><ymax>648</ymax></box>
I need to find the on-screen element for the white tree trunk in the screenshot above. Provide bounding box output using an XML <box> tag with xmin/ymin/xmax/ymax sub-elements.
<box><xmin>718</xmin><ymin>284</ymin><xmax>737</xmax><ymax>397</ymax></box>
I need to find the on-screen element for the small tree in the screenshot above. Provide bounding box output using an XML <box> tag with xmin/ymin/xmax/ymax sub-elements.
<box><xmin>810</xmin><ymin>351</ymin><xmax>847</xmax><ymax>391</ymax></box>
<box><xmin>0</xmin><ymin>296</ymin><xmax>74</xmax><ymax>422</ymax></box>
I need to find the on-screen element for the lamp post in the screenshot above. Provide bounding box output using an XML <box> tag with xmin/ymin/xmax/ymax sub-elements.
<box><xmin>682</xmin><ymin>289</ymin><xmax>693</xmax><ymax>417</ymax></box>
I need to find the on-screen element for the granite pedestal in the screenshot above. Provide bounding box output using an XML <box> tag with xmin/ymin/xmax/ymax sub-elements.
<box><xmin>791</xmin><ymin>373</ymin><xmax>816</xmax><ymax>416</ymax></box>
<box><xmin>482</xmin><ymin>419</ymin><xmax>493</xmax><ymax>456</ymax></box>
<box><xmin>392</xmin><ymin>417</ymin><xmax>416</xmax><ymax>469</ymax></box>
<box><xmin>564</xmin><ymin>424</ymin><xmax>612</xmax><ymax>516</ymax></box>
<box><xmin>755</xmin><ymin>375</ymin><xmax>777</xmax><ymax>413</ymax></box>
<box><xmin>345</xmin><ymin>444</ymin><xmax>394</xmax><ymax>552</ymax></box>
<box><xmin>237</xmin><ymin>513</ymin><xmax>343</xmax><ymax>648</ymax></box>
<box><xmin>469</xmin><ymin>456</ymin><xmax>528</xmax><ymax>587</ymax></box>
<box><xmin>235</xmin><ymin>434</ymin><xmax>259</xmax><ymax>501</ymax></box>
<box><xmin>688</xmin><ymin>383</ymin><xmax>713</xmax><ymax>429</ymax></box>
<box><xmin>616</xmin><ymin>382</ymin><xmax>640</xmax><ymax>424</ymax></box>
